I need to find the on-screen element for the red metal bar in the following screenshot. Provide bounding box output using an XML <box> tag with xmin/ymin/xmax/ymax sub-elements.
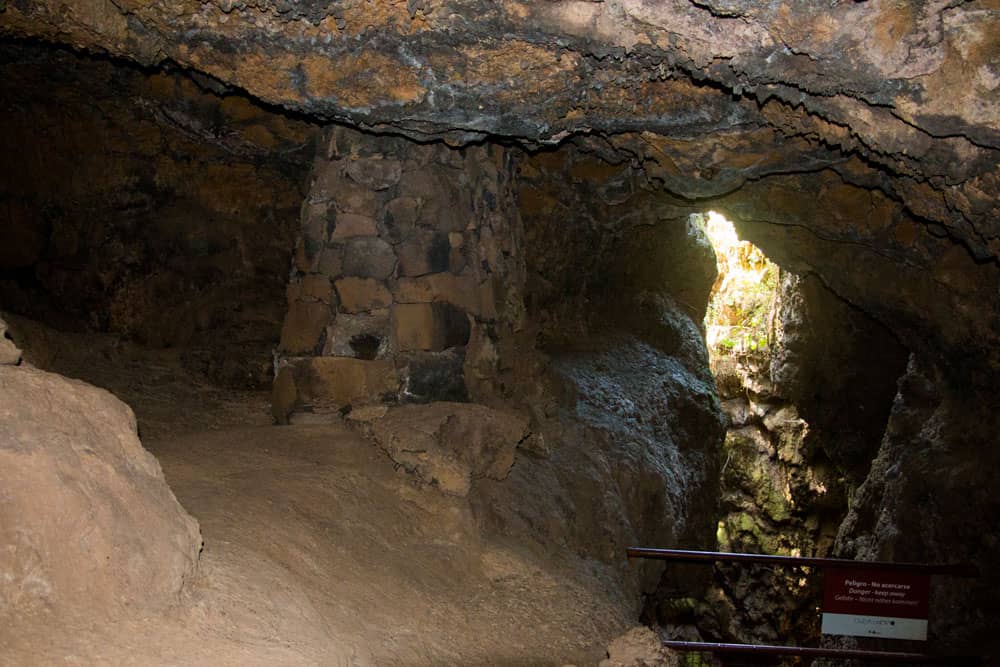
<box><xmin>626</xmin><ymin>547</ymin><xmax>979</xmax><ymax>577</ymax></box>
<box><xmin>663</xmin><ymin>640</ymin><xmax>979</xmax><ymax>664</ymax></box>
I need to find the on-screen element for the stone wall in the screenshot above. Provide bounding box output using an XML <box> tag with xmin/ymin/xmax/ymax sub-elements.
<box><xmin>272</xmin><ymin>127</ymin><xmax>525</xmax><ymax>422</ymax></box>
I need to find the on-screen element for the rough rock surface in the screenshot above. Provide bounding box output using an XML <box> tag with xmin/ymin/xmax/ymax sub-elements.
<box><xmin>599</xmin><ymin>626</ymin><xmax>677</xmax><ymax>667</ymax></box>
<box><xmin>2</xmin><ymin>0</ymin><xmax>999</xmax><ymax>658</ymax></box>
<box><xmin>699</xmin><ymin>253</ymin><xmax>908</xmax><ymax>647</ymax></box>
<box><xmin>831</xmin><ymin>356</ymin><xmax>1000</xmax><ymax>659</ymax></box>
<box><xmin>0</xmin><ymin>364</ymin><xmax>202</xmax><ymax>620</ymax></box>
<box><xmin>0</xmin><ymin>43</ymin><xmax>316</xmax><ymax>387</ymax></box>
<box><xmin>0</xmin><ymin>314</ymin><xmax>20</xmax><ymax>365</ymax></box>
<box><xmin>368</xmin><ymin>402</ymin><xmax>530</xmax><ymax>496</ymax></box>
<box><xmin>2</xmin><ymin>4</ymin><xmax>996</xmax><ymax>382</ymax></box>
<box><xmin>274</xmin><ymin>126</ymin><xmax>523</xmax><ymax>416</ymax></box>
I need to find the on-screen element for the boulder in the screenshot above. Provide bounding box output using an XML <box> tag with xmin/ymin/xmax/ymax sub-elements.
<box><xmin>290</xmin><ymin>356</ymin><xmax>399</xmax><ymax>409</ymax></box>
<box><xmin>0</xmin><ymin>365</ymin><xmax>202</xmax><ymax>619</ymax></box>
<box><xmin>369</xmin><ymin>403</ymin><xmax>529</xmax><ymax>496</ymax></box>
<box><xmin>329</xmin><ymin>212</ymin><xmax>378</xmax><ymax>240</ymax></box>
<box><xmin>342</xmin><ymin>237</ymin><xmax>397</xmax><ymax>280</ymax></box>
<box><xmin>322</xmin><ymin>309</ymin><xmax>391</xmax><ymax>359</ymax></box>
<box><xmin>599</xmin><ymin>626</ymin><xmax>677</xmax><ymax>667</ymax></box>
<box><xmin>0</xmin><ymin>315</ymin><xmax>21</xmax><ymax>365</ymax></box>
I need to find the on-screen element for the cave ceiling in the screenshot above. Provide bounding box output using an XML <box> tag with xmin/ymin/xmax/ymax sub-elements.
<box><xmin>2</xmin><ymin>0</ymin><xmax>999</xmax><ymax>376</ymax></box>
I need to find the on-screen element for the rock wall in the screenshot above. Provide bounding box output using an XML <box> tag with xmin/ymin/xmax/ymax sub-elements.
<box><xmin>831</xmin><ymin>357</ymin><xmax>1000</xmax><ymax>658</ymax></box>
<box><xmin>272</xmin><ymin>126</ymin><xmax>525</xmax><ymax>422</ymax></box>
<box><xmin>498</xmin><ymin>145</ymin><xmax>726</xmax><ymax>599</ymax></box>
<box><xmin>0</xmin><ymin>42</ymin><xmax>316</xmax><ymax>386</ymax></box>
<box><xmin>2</xmin><ymin>3</ymin><xmax>997</xmax><ymax>654</ymax></box>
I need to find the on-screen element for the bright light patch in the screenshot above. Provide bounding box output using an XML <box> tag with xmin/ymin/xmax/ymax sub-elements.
<box><xmin>700</xmin><ymin>211</ymin><xmax>778</xmax><ymax>356</ymax></box>
<box><xmin>704</xmin><ymin>210</ymin><xmax>740</xmax><ymax>254</ymax></box>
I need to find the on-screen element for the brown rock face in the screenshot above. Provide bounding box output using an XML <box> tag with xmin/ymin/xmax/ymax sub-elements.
<box><xmin>0</xmin><ymin>315</ymin><xmax>21</xmax><ymax>365</ymax></box>
<box><xmin>369</xmin><ymin>402</ymin><xmax>530</xmax><ymax>496</ymax></box>
<box><xmin>833</xmin><ymin>357</ymin><xmax>1000</xmax><ymax>657</ymax></box>
<box><xmin>599</xmin><ymin>626</ymin><xmax>678</xmax><ymax>667</ymax></box>
<box><xmin>0</xmin><ymin>365</ymin><xmax>202</xmax><ymax>619</ymax></box>
<box><xmin>283</xmin><ymin>356</ymin><xmax>399</xmax><ymax>410</ymax></box>
<box><xmin>0</xmin><ymin>43</ymin><xmax>316</xmax><ymax>387</ymax></box>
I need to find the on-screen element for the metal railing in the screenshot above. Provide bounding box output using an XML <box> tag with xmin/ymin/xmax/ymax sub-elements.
<box><xmin>627</xmin><ymin>547</ymin><xmax>981</xmax><ymax>665</ymax></box>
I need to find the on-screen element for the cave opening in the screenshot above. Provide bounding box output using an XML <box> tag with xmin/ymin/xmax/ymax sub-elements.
<box><xmin>695</xmin><ymin>209</ymin><xmax>838</xmax><ymax>655</ymax></box>
<box><xmin>678</xmin><ymin>208</ymin><xmax>918</xmax><ymax>658</ymax></box>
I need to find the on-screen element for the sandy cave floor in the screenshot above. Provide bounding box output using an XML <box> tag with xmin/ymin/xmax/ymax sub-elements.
<box><xmin>2</xmin><ymin>318</ymin><xmax>635</xmax><ymax>666</ymax></box>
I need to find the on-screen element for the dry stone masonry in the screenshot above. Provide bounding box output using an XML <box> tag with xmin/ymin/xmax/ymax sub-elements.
<box><xmin>273</xmin><ymin>127</ymin><xmax>525</xmax><ymax>422</ymax></box>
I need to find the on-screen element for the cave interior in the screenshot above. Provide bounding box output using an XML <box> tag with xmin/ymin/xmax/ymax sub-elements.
<box><xmin>1</xmin><ymin>1</ymin><xmax>999</xmax><ymax>665</ymax></box>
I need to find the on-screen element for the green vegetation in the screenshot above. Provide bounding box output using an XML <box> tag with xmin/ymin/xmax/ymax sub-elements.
<box><xmin>701</xmin><ymin>213</ymin><xmax>780</xmax><ymax>359</ymax></box>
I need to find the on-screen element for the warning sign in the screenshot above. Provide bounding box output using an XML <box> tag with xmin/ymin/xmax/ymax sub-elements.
<box><xmin>822</xmin><ymin>567</ymin><xmax>930</xmax><ymax>641</ymax></box>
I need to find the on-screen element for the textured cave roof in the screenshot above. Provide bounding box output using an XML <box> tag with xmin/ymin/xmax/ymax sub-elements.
<box><xmin>2</xmin><ymin>0</ymin><xmax>999</xmax><ymax>377</ymax></box>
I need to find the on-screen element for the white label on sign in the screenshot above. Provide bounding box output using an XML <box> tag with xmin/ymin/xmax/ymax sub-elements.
<box><xmin>821</xmin><ymin>613</ymin><xmax>928</xmax><ymax>641</ymax></box>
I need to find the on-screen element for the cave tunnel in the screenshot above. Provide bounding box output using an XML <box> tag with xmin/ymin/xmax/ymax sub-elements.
<box><xmin>1</xmin><ymin>2</ymin><xmax>999</xmax><ymax>665</ymax></box>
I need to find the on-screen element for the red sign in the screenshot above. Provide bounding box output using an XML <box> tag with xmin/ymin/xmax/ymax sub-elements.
<box><xmin>822</xmin><ymin>567</ymin><xmax>930</xmax><ymax>640</ymax></box>
<box><xmin>824</xmin><ymin>567</ymin><xmax>930</xmax><ymax>618</ymax></box>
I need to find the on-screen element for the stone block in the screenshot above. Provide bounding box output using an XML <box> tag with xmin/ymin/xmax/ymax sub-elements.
<box><xmin>293</xmin><ymin>237</ymin><xmax>319</xmax><ymax>273</ymax></box>
<box><xmin>271</xmin><ymin>364</ymin><xmax>298</xmax><ymax>424</ymax></box>
<box><xmin>418</xmin><ymin>196</ymin><xmax>467</xmax><ymax>232</ymax></box>
<box><xmin>329</xmin><ymin>212</ymin><xmax>378</xmax><ymax>240</ymax></box>
<box><xmin>302</xmin><ymin>207</ymin><xmax>329</xmax><ymax>245</ymax></box>
<box><xmin>337</xmin><ymin>181</ymin><xmax>379</xmax><ymax>213</ymax></box>
<box><xmin>396</xmin><ymin>170</ymin><xmax>468</xmax><ymax>232</ymax></box>
<box><xmin>292</xmin><ymin>356</ymin><xmax>398</xmax><ymax>407</ymax></box>
<box><xmin>383</xmin><ymin>196</ymin><xmax>421</xmax><ymax>243</ymax></box>
<box><xmin>393</xmin><ymin>303</ymin><xmax>435</xmax><ymax>351</ymax></box>
<box><xmin>342</xmin><ymin>237</ymin><xmax>397</xmax><ymax>280</ymax></box>
<box><xmin>300</xmin><ymin>198</ymin><xmax>331</xmax><ymax>231</ymax></box>
<box><xmin>394</xmin><ymin>274</ymin><xmax>496</xmax><ymax>318</ymax></box>
<box><xmin>322</xmin><ymin>309</ymin><xmax>391</xmax><ymax>359</ymax></box>
<box><xmin>278</xmin><ymin>300</ymin><xmax>331</xmax><ymax>354</ymax></box>
<box><xmin>396</xmin><ymin>231</ymin><xmax>451</xmax><ymax>277</ymax></box>
<box><xmin>317</xmin><ymin>246</ymin><xmax>344</xmax><ymax>277</ymax></box>
<box><xmin>401</xmin><ymin>348</ymin><xmax>468</xmax><ymax>403</ymax></box>
<box><xmin>335</xmin><ymin>277</ymin><xmax>392</xmax><ymax>313</ymax></box>
<box><xmin>345</xmin><ymin>157</ymin><xmax>402</xmax><ymax>191</ymax></box>
<box><xmin>309</xmin><ymin>161</ymin><xmax>344</xmax><ymax>201</ymax></box>
<box><xmin>393</xmin><ymin>302</ymin><xmax>470</xmax><ymax>352</ymax></box>
<box><xmin>286</xmin><ymin>274</ymin><xmax>333</xmax><ymax>304</ymax></box>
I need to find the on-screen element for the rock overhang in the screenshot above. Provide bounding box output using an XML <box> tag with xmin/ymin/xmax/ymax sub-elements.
<box><xmin>1</xmin><ymin>0</ymin><xmax>998</xmax><ymax>381</ymax></box>
<box><xmin>2</xmin><ymin>1</ymin><xmax>994</xmax><ymax>143</ymax></box>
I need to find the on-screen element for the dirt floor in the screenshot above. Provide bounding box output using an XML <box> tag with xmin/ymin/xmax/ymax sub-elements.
<box><xmin>2</xmin><ymin>316</ymin><xmax>636</xmax><ymax>666</ymax></box>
